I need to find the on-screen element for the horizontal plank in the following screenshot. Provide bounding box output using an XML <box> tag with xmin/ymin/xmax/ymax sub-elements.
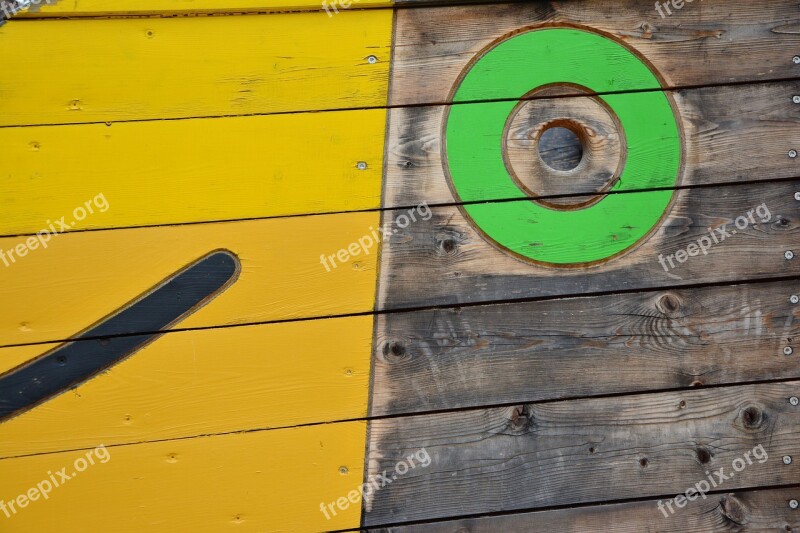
<box><xmin>0</xmin><ymin>315</ymin><xmax>371</xmax><ymax>458</ymax></box>
<box><xmin>391</xmin><ymin>0</ymin><xmax>800</xmax><ymax>106</ymax></box>
<box><xmin>377</xmin><ymin>179</ymin><xmax>800</xmax><ymax>310</ymax></box>
<box><xmin>0</xmin><ymin>211</ymin><xmax>379</xmax><ymax>347</ymax></box>
<box><xmin>0</xmin><ymin>108</ymin><xmax>385</xmax><ymax>236</ymax></box>
<box><xmin>375</xmin><ymin>487</ymin><xmax>800</xmax><ymax>532</ymax></box>
<box><xmin>0</xmin><ymin>421</ymin><xmax>366</xmax><ymax>532</ymax></box>
<box><xmin>364</xmin><ymin>381</ymin><xmax>800</xmax><ymax>525</ymax></box>
<box><xmin>0</xmin><ymin>10</ymin><xmax>391</xmax><ymax>126</ymax></box>
<box><xmin>385</xmin><ymin>80</ymin><xmax>800</xmax><ymax>208</ymax></box>
<box><xmin>372</xmin><ymin>279</ymin><xmax>800</xmax><ymax>416</ymax></box>
<box><xmin>11</xmin><ymin>0</ymin><xmax>390</xmax><ymax>16</ymax></box>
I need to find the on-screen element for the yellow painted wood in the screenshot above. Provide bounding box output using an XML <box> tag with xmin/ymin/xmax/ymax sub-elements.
<box><xmin>0</xmin><ymin>10</ymin><xmax>392</xmax><ymax>126</ymax></box>
<box><xmin>0</xmin><ymin>315</ymin><xmax>372</xmax><ymax>458</ymax></box>
<box><xmin>16</xmin><ymin>0</ymin><xmax>391</xmax><ymax>16</ymax></box>
<box><xmin>0</xmin><ymin>211</ymin><xmax>380</xmax><ymax>347</ymax></box>
<box><xmin>0</xmin><ymin>421</ymin><xmax>366</xmax><ymax>532</ymax></box>
<box><xmin>0</xmin><ymin>109</ymin><xmax>385</xmax><ymax>236</ymax></box>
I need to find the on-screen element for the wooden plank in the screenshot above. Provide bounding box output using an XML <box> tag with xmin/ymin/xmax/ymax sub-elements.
<box><xmin>0</xmin><ymin>108</ymin><xmax>385</xmax><ymax>236</ymax></box>
<box><xmin>363</xmin><ymin>381</ymin><xmax>800</xmax><ymax>525</ymax></box>
<box><xmin>373</xmin><ymin>487</ymin><xmax>800</xmax><ymax>532</ymax></box>
<box><xmin>385</xmin><ymin>80</ymin><xmax>800</xmax><ymax>208</ymax></box>
<box><xmin>372</xmin><ymin>279</ymin><xmax>800</xmax><ymax>416</ymax></box>
<box><xmin>390</xmin><ymin>1</ymin><xmax>800</xmax><ymax>106</ymax></box>
<box><xmin>0</xmin><ymin>211</ymin><xmax>379</xmax><ymax>347</ymax></box>
<box><xmin>11</xmin><ymin>0</ymin><xmax>390</xmax><ymax>16</ymax></box>
<box><xmin>0</xmin><ymin>315</ymin><xmax>371</xmax><ymax>458</ymax></box>
<box><xmin>0</xmin><ymin>10</ymin><xmax>392</xmax><ymax>126</ymax></box>
<box><xmin>377</xmin><ymin>179</ymin><xmax>800</xmax><ymax>311</ymax></box>
<box><xmin>0</xmin><ymin>421</ymin><xmax>367</xmax><ymax>532</ymax></box>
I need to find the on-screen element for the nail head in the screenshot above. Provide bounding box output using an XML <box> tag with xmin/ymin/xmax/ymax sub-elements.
<box><xmin>794</xmin><ymin>96</ymin><xmax>800</xmax><ymax>104</ymax></box>
<box><xmin>791</xmin><ymin>295</ymin><xmax>800</xmax><ymax>304</ymax></box>
<box><xmin>367</xmin><ymin>55</ymin><xmax>378</xmax><ymax>64</ymax></box>
<box><xmin>784</xmin><ymin>455</ymin><xmax>793</xmax><ymax>465</ymax></box>
<box><xmin>794</xmin><ymin>56</ymin><xmax>800</xmax><ymax>64</ymax></box>
<box><xmin>790</xmin><ymin>396</ymin><xmax>799</xmax><ymax>406</ymax></box>
<box><xmin>791</xmin><ymin>499</ymin><xmax>799</xmax><ymax>509</ymax></box>
<box><xmin>791</xmin><ymin>150</ymin><xmax>798</xmax><ymax>159</ymax></box>
<box><xmin>357</xmin><ymin>161</ymin><xmax>368</xmax><ymax>170</ymax></box>
<box><xmin>786</xmin><ymin>251</ymin><xmax>795</xmax><ymax>260</ymax></box>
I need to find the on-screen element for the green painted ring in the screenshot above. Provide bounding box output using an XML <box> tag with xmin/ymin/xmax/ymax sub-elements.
<box><xmin>444</xmin><ymin>28</ymin><xmax>682</xmax><ymax>265</ymax></box>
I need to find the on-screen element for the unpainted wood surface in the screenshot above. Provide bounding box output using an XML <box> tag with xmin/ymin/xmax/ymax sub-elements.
<box><xmin>385</xmin><ymin>80</ymin><xmax>800</xmax><ymax>208</ymax></box>
<box><xmin>0</xmin><ymin>109</ymin><xmax>385</xmax><ymax>236</ymax></box>
<box><xmin>377</xmin><ymin>179</ymin><xmax>800</xmax><ymax>311</ymax></box>
<box><xmin>363</xmin><ymin>382</ymin><xmax>800</xmax><ymax>525</ymax></box>
<box><xmin>0</xmin><ymin>10</ymin><xmax>392</xmax><ymax>126</ymax></box>
<box><xmin>0</xmin><ymin>210</ymin><xmax>379</xmax><ymax>347</ymax></box>
<box><xmin>0</xmin><ymin>315</ymin><xmax>372</xmax><ymax>458</ymax></box>
<box><xmin>390</xmin><ymin>1</ymin><xmax>800</xmax><ymax>106</ymax></box>
<box><xmin>373</xmin><ymin>487</ymin><xmax>800</xmax><ymax>532</ymax></box>
<box><xmin>372</xmin><ymin>279</ymin><xmax>799</xmax><ymax>416</ymax></box>
<box><xmin>0</xmin><ymin>421</ymin><xmax>367</xmax><ymax>532</ymax></box>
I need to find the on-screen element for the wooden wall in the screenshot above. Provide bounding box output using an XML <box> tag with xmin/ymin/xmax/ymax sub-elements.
<box><xmin>0</xmin><ymin>0</ymin><xmax>798</xmax><ymax>531</ymax></box>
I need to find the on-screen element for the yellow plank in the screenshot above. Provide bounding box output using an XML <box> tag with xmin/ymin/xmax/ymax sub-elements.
<box><xmin>0</xmin><ymin>109</ymin><xmax>385</xmax><ymax>236</ymax></box>
<box><xmin>0</xmin><ymin>315</ymin><xmax>372</xmax><ymax>458</ymax></box>
<box><xmin>0</xmin><ymin>422</ymin><xmax>366</xmax><ymax>532</ymax></box>
<box><xmin>0</xmin><ymin>10</ymin><xmax>392</xmax><ymax>126</ymax></box>
<box><xmin>0</xmin><ymin>211</ymin><xmax>380</xmax><ymax>346</ymax></box>
<box><xmin>16</xmin><ymin>0</ymin><xmax>391</xmax><ymax>16</ymax></box>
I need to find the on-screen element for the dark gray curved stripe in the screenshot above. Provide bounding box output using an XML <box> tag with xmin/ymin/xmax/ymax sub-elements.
<box><xmin>0</xmin><ymin>250</ymin><xmax>240</xmax><ymax>422</ymax></box>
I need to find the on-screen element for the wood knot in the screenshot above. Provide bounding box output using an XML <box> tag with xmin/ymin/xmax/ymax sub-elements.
<box><xmin>435</xmin><ymin>236</ymin><xmax>459</xmax><ymax>256</ymax></box>
<box><xmin>657</xmin><ymin>293</ymin><xmax>682</xmax><ymax>316</ymax></box>
<box><xmin>719</xmin><ymin>494</ymin><xmax>748</xmax><ymax>525</ymax></box>
<box><xmin>506</xmin><ymin>405</ymin><xmax>532</xmax><ymax>434</ymax></box>
<box><xmin>381</xmin><ymin>340</ymin><xmax>410</xmax><ymax>364</ymax></box>
<box><xmin>696</xmin><ymin>446</ymin><xmax>713</xmax><ymax>464</ymax></box>
<box><xmin>740</xmin><ymin>405</ymin><xmax>764</xmax><ymax>430</ymax></box>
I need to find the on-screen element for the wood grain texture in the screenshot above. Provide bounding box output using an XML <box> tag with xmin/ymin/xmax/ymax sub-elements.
<box><xmin>373</xmin><ymin>487</ymin><xmax>800</xmax><ymax>532</ymax></box>
<box><xmin>363</xmin><ymin>382</ymin><xmax>800</xmax><ymax>525</ymax></box>
<box><xmin>385</xmin><ymin>80</ymin><xmax>800</xmax><ymax>208</ymax></box>
<box><xmin>0</xmin><ymin>10</ymin><xmax>391</xmax><ymax>126</ymax></box>
<box><xmin>372</xmin><ymin>280</ymin><xmax>800</xmax><ymax>416</ymax></box>
<box><xmin>0</xmin><ymin>211</ymin><xmax>379</xmax><ymax>347</ymax></box>
<box><xmin>0</xmin><ymin>108</ymin><xmax>385</xmax><ymax>236</ymax></box>
<box><xmin>0</xmin><ymin>421</ymin><xmax>367</xmax><ymax>532</ymax></box>
<box><xmin>0</xmin><ymin>315</ymin><xmax>371</xmax><ymax>458</ymax></box>
<box><xmin>377</xmin><ymin>179</ymin><xmax>800</xmax><ymax>311</ymax></box>
<box><xmin>390</xmin><ymin>0</ymin><xmax>800</xmax><ymax>106</ymax></box>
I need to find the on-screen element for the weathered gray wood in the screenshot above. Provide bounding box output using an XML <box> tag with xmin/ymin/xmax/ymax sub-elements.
<box><xmin>372</xmin><ymin>279</ymin><xmax>800</xmax><ymax>416</ymax></box>
<box><xmin>371</xmin><ymin>487</ymin><xmax>800</xmax><ymax>532</ymax></box>
<box><xmin>390</xmin><ymin>1</ymin><xmax>800</xmax><ymax>105</ymax></box>
<box><xmin>363</xmin><ymin>382</ymin><xmax>800</xmax><ymax>525</ymax></box>
<box><xmin>376</xmin><ymin>179</ymin><xmax>800</xmax><ymax>311</ymax></box>
<box><xmin>384</xmin><ymin>80</ymin><xmax>800</xmax><ymax>209</ymax></box>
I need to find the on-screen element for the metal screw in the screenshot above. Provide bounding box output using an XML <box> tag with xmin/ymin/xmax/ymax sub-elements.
<box><xmin>786</xmin><ymin>251</ymin><xmax>795</xmax><ymax>260</ymax></box>
<box><xmin>784</xmin><ymin>455</ymin><xmax>793</xmax><ymax>465</ymax></box>
<box><xmin>791</xmin><ymin>150</ymin><xmax>798</xmax><ymax>159</ymax></box>
<box><xmin>791</xmin><ymin>499</ymin><xmax>800</xmax><ymax>509</ymax></box>
<box><xmin>790</xmin><ymin>396</ymin><xmax>800</xmax><ymax>406</ymax></box>
<box><xmin>367</xmin><ymin>55</ymin><xmax>378</xmax><ymax>64</ymax></box>
<box><xmin>357</xmin><ymin>161</ymin><xmax>368</xmax><ymax>170</ymax></box>
<box><xmin>339</xmin><ymin>466</ymin><xmax>349</xmax><ymax>475</ymax></box>
<box><xmin>794</xmin><ymin>96</ymin><xmax>800</xmax><ymax>104</ymax></box>
<box><xmin>791</xmin><ymin>295</ymin><xmax>800</xmax><ymax>304</ymax></box>
<box><xmin>794</xmin><ymin>56</ymin><xmax>800</xmax><ymax>64</ymax></box>
<box><xmin>785</xmin><ymin>346</ymin><xmax>794</xmax><ymax>356</ymax></box>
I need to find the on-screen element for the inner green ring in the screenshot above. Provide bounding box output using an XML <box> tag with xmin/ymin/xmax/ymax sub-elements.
<box><xmin>444</xmin><ymin>28</ymin><xmax>681</xmax><ymax>265</ymax></box>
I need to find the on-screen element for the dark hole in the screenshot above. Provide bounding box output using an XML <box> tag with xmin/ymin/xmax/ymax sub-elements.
<box><xmin>538</xmin><ymin>126</ymin><xmax>583</xmax><ymax>171</ymax></box>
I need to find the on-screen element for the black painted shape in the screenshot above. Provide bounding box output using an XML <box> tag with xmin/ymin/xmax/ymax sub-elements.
<box><xmin>0</xmin><ymin>250</ymin><xmax>239</xmax><ymax>422</ymax></box>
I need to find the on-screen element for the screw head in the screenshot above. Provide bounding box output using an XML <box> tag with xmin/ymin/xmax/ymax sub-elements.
<box><xmin>795</xmin><ymin>192</ymin><xmax>800</xmax><ymax>201</ymax></box>
<box><xmin>791</xmin><ymin>150</ymin><xmax>799</xmax><ymax>159</ymax></box>
<box><xmin>791</xmin><ymin>295</ymin><xmax>800</xmax><ymax>304</ymax></box>
<box><xmin>784</xmin><ymin>455</ymin><xmax>793</xmax><ymax>465</ymax></box>
<box><xmin>794</xmin><ymin>56</ymin><xmax>800</xmax><ymax>64</ymax></box>
<box><xmin>785</xmin><ymin>346</ymin><xmax>794</xmax><ymax>356</ymax></box>
<box><xmin>786</xmin><ymin>251</ymin><xmax>795</xmax><ymax>260</ymax></box>
<box><xmin>794</xmin><ymin>96</ymin><xmax>800</xmax><ymax>104</ymax></box>
<box><xmin>357</xmin><ymin>161</ymin><xmax>368</xmax><ymax>170</ymax></box>
<box><xmin>790</xmin><ymin>396</ymin><xmax>800</xmax><ymax>406</ymax></box>
<box><xmin>339</xmin><ymin>466</ymin><xmax>349</xmax><ymax>475</ymax></box>
<box><xmin>367</xmin><ymin>55</ymin><xmax>378</xmax><ymax>64</ymax></box>
<box><xmin>791</xmin><ymin>499</ymin><xmax>800</xmax><ymax>509</ymax></box>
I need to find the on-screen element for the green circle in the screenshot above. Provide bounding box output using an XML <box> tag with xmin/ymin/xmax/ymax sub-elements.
<box><xmin>445</xmin><ymin>28</ymin><xmax>681</xmax><ymax>265</ymax></box>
